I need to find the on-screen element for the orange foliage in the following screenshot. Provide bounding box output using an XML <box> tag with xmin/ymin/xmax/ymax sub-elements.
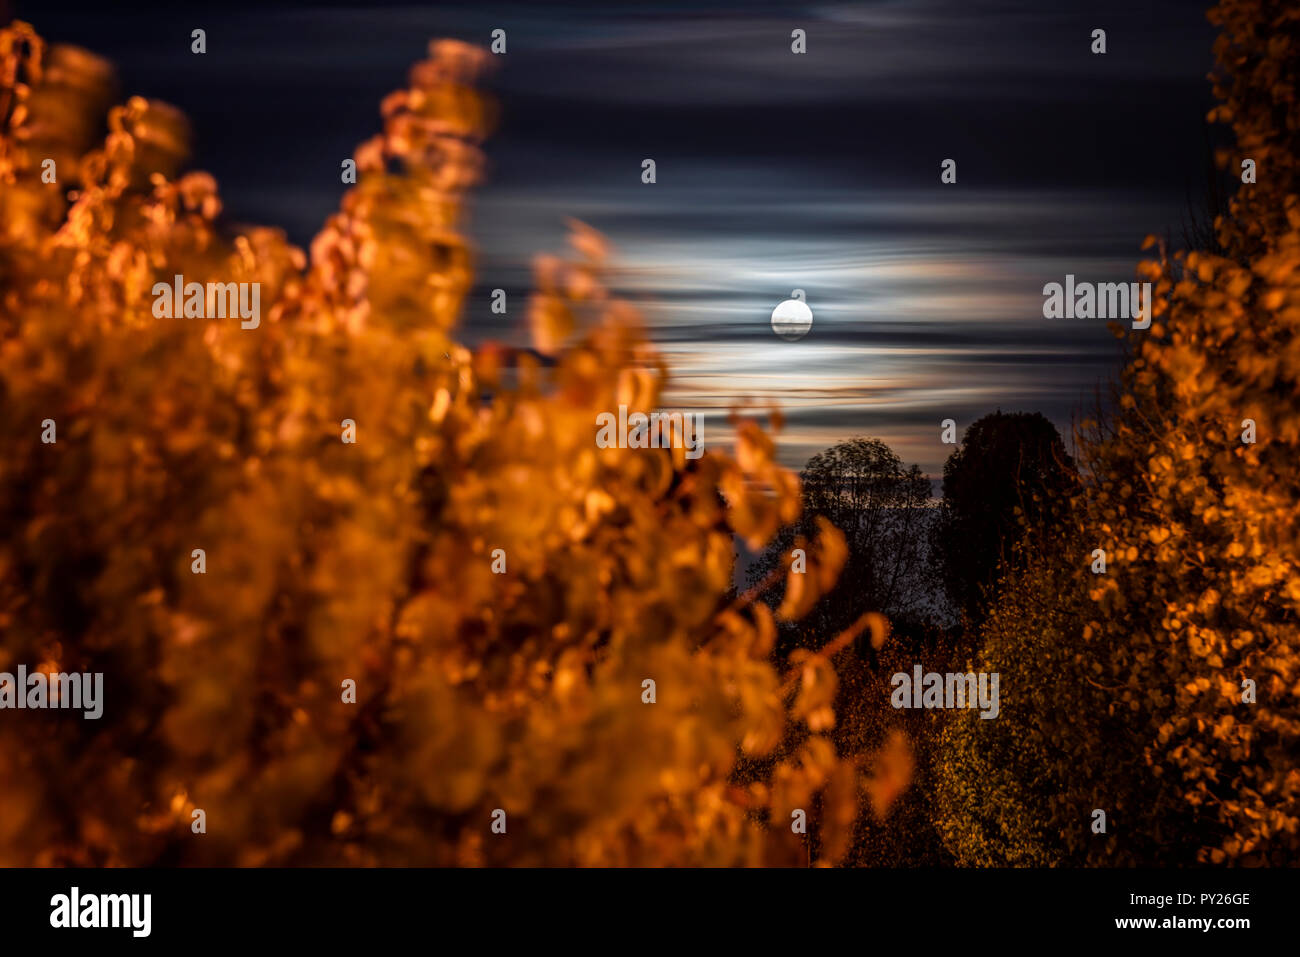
<box><xmin>0</xmin><ymin>23</ymin><xmax>906</xmax><ymax>866</ymax></box>
<box><xmin>935</xmin><ymin>0</ymin><xmax>1300</xmax><ymax>866</ymax></box>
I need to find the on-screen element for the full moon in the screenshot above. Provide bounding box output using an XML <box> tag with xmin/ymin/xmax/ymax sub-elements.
<box><xmin>771</xmin><ymin>298</ymin><xmax>813</xmax><ymax>340</ymax></box>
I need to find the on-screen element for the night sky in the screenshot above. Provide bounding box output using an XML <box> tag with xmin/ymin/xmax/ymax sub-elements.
<box><xmin>17</xmin><ymin>0</ymin><xmax>1221</xmax><ymax>483</ymax></box>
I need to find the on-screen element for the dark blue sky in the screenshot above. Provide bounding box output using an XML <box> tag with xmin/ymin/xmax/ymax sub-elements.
<box><xmin>17</xmin><ymin>0</ymin><xmax>1223</xmax><ymax>481</ymax></box>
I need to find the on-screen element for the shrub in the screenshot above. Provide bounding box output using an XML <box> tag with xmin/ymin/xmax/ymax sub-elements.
<box><xmin>0</xmin><ymin>24</ymin><xmax>906</xmax><ymax>866</ymax></box>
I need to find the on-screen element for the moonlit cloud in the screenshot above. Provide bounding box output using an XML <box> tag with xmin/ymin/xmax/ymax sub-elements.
<box><xmin>29</xmin><ymin>0</ymin><xmax>1217</xmax><ymax>486</ymax></box>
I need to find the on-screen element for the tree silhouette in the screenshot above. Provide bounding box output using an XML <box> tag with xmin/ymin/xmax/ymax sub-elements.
<box><xmin>751</xmin><ymin>437</ymin><xmax>931</xmax><ymax>657</ymax></box>
<box><xmin>931</xmin><ymin>411</ymin><xmax>1076</xmax><ymax>631</ymax></box>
